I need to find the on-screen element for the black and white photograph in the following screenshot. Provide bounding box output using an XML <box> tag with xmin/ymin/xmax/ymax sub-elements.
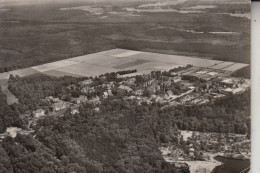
<box><xmin>0</xmin><ymin>0</ymin><xmax>252</xmax><ymax>172</ymax></box>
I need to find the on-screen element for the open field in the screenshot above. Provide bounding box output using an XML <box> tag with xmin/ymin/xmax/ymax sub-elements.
<box><xmin>42</xmin><ymin>70</ymin><xmax>83</xmax><ymax>77</ymax></box>
<box><xmin>8</xmin><ymin>68</ymin><xmax>39</xmax><ymax>77</ymax></box>
<box><xmin>0</xmin><ymin>49</ymin><xmax>249</xmax><ymax>80</ymax></box>
<box><xmin>119</xmin><ymin>51</ymin><xmax>223</xmax><ymax>67</ymax></box>
<box><xmin>113</xmin><ymin>60</ymin><xmax>148</xmax><ymax>69</ymax></box>
<box><xmin>31</xmin><ymin>60</ymin><xmax>80</xmax><ymax>72</ymax></box>
<box><xmin>210</xmin><ymin>62</ymin><xmax>235</xmax><ymax>70</ymax></box>
<box><xmin>222</xmin><ymin>63</ymin><xmax>249</xmax><ymax>71</ymax></box>
<box><xmin>55</xmin><ymin>62</ymin><xmax>116</xmax><ymax>77</ymax></box>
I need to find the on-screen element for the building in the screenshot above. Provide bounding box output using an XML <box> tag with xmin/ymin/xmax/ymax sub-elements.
<box><xmin>94</xmin><ymin>107</ymin><xmax>100</xmax><ymax>112</ymax></box>
<box><xmin>221</xmin><ymin>88</ymin><xmax>233</xmax><ymax>95</ymax></box>
<box><xmin>167</xmin><ymin>90</ymin><xmax>173</xmax><ymax>97</ymax></box>
<box><xmin>71</xmin><ymin>109</ymin><xmax>79</xmax><ymax>115</ymax></box>
<box><xmin>164</xmin><ymin>93</ymin><xmax>170</xmax><ymax>99</ymax></box>
<box><xmin>81</xmin><ymin>86</ymin><xmax>95</xmax><ymax>93</ymax></box>
<box><xmin>134</xmin><ymin>89</ymin><xmax>144</xmax><ymax>96</ymax></box>
<box><xmin>103</xmin><ymin>92</ymin><xmax>109</xmax><ymax>98</ymax></box>
<box><xmin>118</xmin><ymin>85</ymin><xmax>132</xmax><ymax>92</ymax></box>
<box><xmin>106</xmin><ymin>82</ymin><xmax>115</xmax><ymax>89</ymax></box>
<box><xmin>126</xmin><ymin>77</ymin><xmax>136</xmax><ymax>85</ymax></box>
<box><xmin>189</xmin><ymin>147</ymin><xmax>195</xmax><ymax>157</ymax></box>
<box><xmin>75</xmin><ymin>95</ymin><xmax>88</xmax><ymax>104</ymax></box>
<box><xmin>188</xmin><ymin>86</ymin><xmax>195</xmax><ymax>90</ymax></box>
<box><xmin>147</xmin><ymin>85</ymin><xmax>157</xmax><ymax>94</ymax></box>
<box><xmin>33</xmin><ymin>109</ymin><xmax>45</xmax><ymax>118</ymax></box>
<box><xmin>108</xmin><ymin>89</ymin><xmax>113</xmax><ymax>96</ymax></box>
<box><xmin>173</xmin><ymin>76</ymin><xmax>181</xmax><ymax>83</ymax></box>
<box><xmin>174</xmin><ymin>162</ymin><xmax>189</xmax><ymax>169</ymax></box>
<box><xmin>80</xmin><ymin>79</ymin><xmax>92</xmax><ymax>86</ymax></box>
<box><xmin>53</xmin><ymin>101</ymin><xmax>69</xmax><ymax>111</ymax></box>
<box><xmin>88</xmin><ymin>96</ymin><xmax>101</xmax><ymax>105</ymax></box>
<box><xmin>45</xmin><ymin>96</ymin><xmax>60</xmax><ymax>103</ymax></box>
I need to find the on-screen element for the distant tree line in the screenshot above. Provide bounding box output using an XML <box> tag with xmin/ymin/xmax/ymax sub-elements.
<box><xmin>116</xmin><ymin>69</ymin><xmax>137</xmax><ymax>75</ymax></box>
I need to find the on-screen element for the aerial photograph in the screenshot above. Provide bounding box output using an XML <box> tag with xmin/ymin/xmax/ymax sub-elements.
<box><xmin>0</xmin><ymin>0</ymin><xmax>251</xmax><ymax>172</ymax></box>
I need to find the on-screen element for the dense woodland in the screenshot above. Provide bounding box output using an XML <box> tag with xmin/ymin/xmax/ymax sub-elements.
<box><xmin>0</xmin><ymin>100</ymin><xmax>187</xmax><ymax>173</ymax></box>
<box><xmin>8</xmin><ymin>74</ymin><xmax>89</xmax><ymax>114</ymax></box>
<box><xmin>0</xmin><ymin>90</ymin><xmax>250</xmax><ymax>172</ymax></box>
<box><xmin>0</xmin><ymin>89</ymin><xmax>21</xmax><ymax>133</ymax></box>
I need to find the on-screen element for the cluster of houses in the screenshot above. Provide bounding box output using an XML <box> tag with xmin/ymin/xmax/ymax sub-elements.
<box><xmin>22</xmin><ymin>65</ymin><xmax>250</xmax><ymax>130</ymax></box>
<box><xmin>65</xmin><ymin>65</ymin><xmax>250</xmax><ymax>109</ymax></box>
<box><xmin>160</xmin><ymin>128</ymin><xmax>250</xmax><ymax>166</ymax></box>
<box><xmin>180</xmin><ymin>131</ymin><xmax>251</xmax><ymax>159</ymax></box>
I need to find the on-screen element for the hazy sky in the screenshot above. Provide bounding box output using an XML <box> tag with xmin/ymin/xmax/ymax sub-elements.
<box><xmin>0</xmin><ymin>0</ymin><xmax>124</xmax><ymax>6</ymax></box>
<box><xmin>0</xmin><ymin>0</ymin><xmax>156</xmax><ymax>5</ymax></box>
<box><xmin>0</xmin><ymin>0</ymin><xmax>250</xmax><ymax>7</ymax></box>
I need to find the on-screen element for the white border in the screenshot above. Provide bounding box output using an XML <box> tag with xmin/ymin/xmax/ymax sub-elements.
<box><xmin>251</xmin><ymin>2</ymin><xmax>260</xmax><ymax>173</ymax></box>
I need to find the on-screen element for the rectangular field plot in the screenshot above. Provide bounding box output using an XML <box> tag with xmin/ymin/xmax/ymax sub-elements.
<box><xmin>42</xmin><ymin>70</ymin><xmax>84</xmax><ymax>77</ymax></box>
<box><xmin>67</xmin><ymin>54</ymin><xmax>111</xmax><ymax>63</ymax></box>
<box><xmin>122</xmin><ymin>61</ymin><xmax>174</xmax><ymax>71</ymax></box>
<box><xmin>94</xmin><ymin>48</ymin><xmax>127</xmax><ymax>56</ymax></box>
<box><xmin>8</xmin><ymin>68</ymin><xmax>39</xmax><ymax>77</ymax></box>
<box><xmin>113</xmin><ymin>60</ymin><xmax>149</xmax><ymax>69</ymax></box>
<box><xmin>55</xmin><ymin>62</ymin><xmax>116</xmax><ymax>77</ymax></box>
<box><xmin>32</xmin><ymin>60</ymin><xmax>80</xmax><ymax>72</ymax></box>
<box><xmin>127</xmin><ymin>52</ymin><xmax>222</xmax><ymax>68</ymax></box>
<box><xmin>222</xmin><ymin>63</ymin><xmax>249</xmax><ymax>71</ymax></box>
<box><xmin>210</xmin><ymin>62</ymin><xmax>235</xmax><ymax>70</ymax></box>
<box><xmin>98</xmin><ymin>57</ymin><xmax>138</xmax><ymax>67</ymax></box>
<box><xmin>112</xmin><ymin>50</ymin><xmax>143</xmax><ymax>58</ymax></box>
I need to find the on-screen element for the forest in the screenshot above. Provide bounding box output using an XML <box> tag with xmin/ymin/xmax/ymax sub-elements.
<box><xmin>0</xmin><ymin>89</ymin><xmax>21</xmax><ymax>133</ymax></box>
<box><xmin>0</xmin><ymin>99</ymin><xmax>189</xmax><ymax>173</ymax></box>
<box><xmin>8</xmin><ymin>74</ymin><xmax>88</xmax><ymax>114</ymax></box>
<box><xmin>0</xmin><ymin>69</ymin><xmax>250</xmax><ymax>172</ymax></box>
<box><xmin>0</xmin><ymin>87</ymin><xmax>250</xmax><ymax>172</ymax></box>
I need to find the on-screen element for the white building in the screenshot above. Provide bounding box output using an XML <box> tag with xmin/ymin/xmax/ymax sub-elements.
<box><xmin>33</xmin><ymin>109</ymin><xmax>45</xmax><ymax>118</ymax></box>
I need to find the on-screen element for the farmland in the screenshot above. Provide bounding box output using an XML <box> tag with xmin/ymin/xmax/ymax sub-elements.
<box><xmin>0</xmin><ymin>49</ymin><xmax>249</xmax><ymax>81</ymax></box>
